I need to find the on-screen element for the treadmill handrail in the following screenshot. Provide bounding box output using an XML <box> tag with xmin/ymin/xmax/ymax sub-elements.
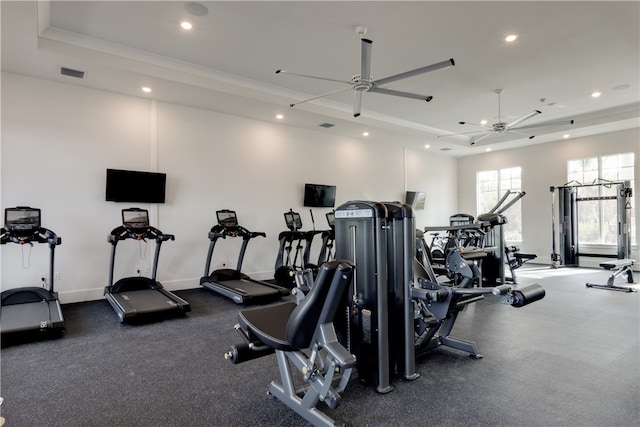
<box><xmin>208</xmin><ymin>225</ymin><xmax>266</xmax><ymax>241</ymax></box>
<box><xmin>108</xmin><ymin>225</ymin><xmax>173</xmax><ymax>244</ymax></box>
<box><xmin>1</xmin><ymin>226</ymin><xmax>61</xmax><ymax>293</ymax></box>
<box><xmin>203</xmin><ymin>222</ymin><xmax>268</xmax><ymax>277</ymax></box>
<box><xmin>1</xmin><ymin>226</ymin><xmax>61</xmax><ymax>247</ymax></box>
<box><xmin>107</xmin><ymin>225</ymin><xmax>174</xmax><ymax>287</ymax></box>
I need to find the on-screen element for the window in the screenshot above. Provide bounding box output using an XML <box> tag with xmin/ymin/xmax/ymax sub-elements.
<box><xmin>567</xmin><ymin>153</ymin><xmax>636</xmax><ymax>245</ymax></box>
<box><xmin>477</xmin><ymin>167</ymin><xmax>522</xmax><ymax>242</ymax></box>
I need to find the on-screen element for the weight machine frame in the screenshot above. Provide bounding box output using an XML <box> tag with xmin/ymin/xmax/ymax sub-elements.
<box><xmin>550</xmin><ymin>180</ymin><xmax>633</xmax><ymax>268</ymax></box>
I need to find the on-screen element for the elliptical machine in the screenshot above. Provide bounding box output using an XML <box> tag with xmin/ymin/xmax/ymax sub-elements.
<box><xmin>270</xmin><ymin>210</ymin><xmax>305</xmax><ymax>288</ymax></box>
<box><xmin>1</xmin><ymin>206</ymin><xmax>65</xmax><ymax>339</ymax></box>
<box><xmin>104</xmin><ymin>208</ymin><xmax>190</xmax><ymax>322</ymax></box>
<box><xmin>317</xmin><ymin>211</ymin><xmax>336</xmax><ymax>265</ymax></box>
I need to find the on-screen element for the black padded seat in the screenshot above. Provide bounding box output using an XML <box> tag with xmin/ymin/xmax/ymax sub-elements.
<box><xmin>237</xmin><ymin>261</ymin><xmax>351</xmax><ymax>352</ymax></box>
<box><xmin>232</xmin><ymin>260</ymin><xmax>355</xmax><ymax>427</ymax></box>
<box><xmin>600</xmin><ymin>259</ymin><xmax>634</xmax><ymax>269</ymax></box>
<box><xmin>238</xmin><ymin>302</ymin><xmax>297</xmax><ymax>351</ymax></box>
<box><xmin>477</xmin><ymin>213</ymin><xmax>507</xmax><ymax>226</ymax></box>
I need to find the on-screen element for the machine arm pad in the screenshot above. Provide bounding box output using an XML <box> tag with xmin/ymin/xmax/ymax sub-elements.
<box><xmin>502</xmin><ymin>284</ymin><xmax>546</xmax><ymax>307</ymax></box>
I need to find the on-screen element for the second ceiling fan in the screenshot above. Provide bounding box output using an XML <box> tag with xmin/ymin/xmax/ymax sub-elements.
<box><xmin>276</xmin><ymin>28</ymin><xmax>455</xmax><ymax>117</ymax></box>
<box><xmin>443</xmin><ymin>89</ymin><xmax>574</xmax><ymax>145</ymax></box>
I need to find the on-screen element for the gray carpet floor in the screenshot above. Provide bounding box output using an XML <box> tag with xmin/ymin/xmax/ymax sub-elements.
<box><xmin>1</xmin><ymin>266</ymin><xmax>639</xmax><ymax>426</ymax></box>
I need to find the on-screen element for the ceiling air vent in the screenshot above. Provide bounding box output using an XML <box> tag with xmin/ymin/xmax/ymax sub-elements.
<box><xmin>318</xmin><ymin>122</ymin><xmax>335</xmax><ymax>128</ymax></box>
<box><xmin>440</xmin><ymin>147</ymin><xmax>452</xmax><ymax>151</ymax></box>
<box><xmin>60</xmin><ymin>67</ymin><xmax>86</xmax><ymax>79</ymax></box>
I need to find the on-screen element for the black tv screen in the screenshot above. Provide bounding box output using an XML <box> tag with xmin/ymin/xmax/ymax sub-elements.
<box><xmin>304</xmin><ymin>183</ymin><xmax>336</xmax><ymax>208</ymax></box>
<box><xmin>105</xmin><ymin>169</ymin><xmax>167</xmax><ymax>203</ymax></box>
<box><xmin>405</xmin><ymin>191</ymin><xmax>426</xmax><ymax>210</ymax></box>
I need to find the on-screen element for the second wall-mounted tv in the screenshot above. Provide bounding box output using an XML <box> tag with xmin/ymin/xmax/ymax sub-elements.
<box><xmin>405</xmin><ymin>191</ymin><xmax>426</xmax><ymax>210</ymax></box>
<box><xmin>303</xmin><ymin>183</ymin><xmax>336</xmax><ymax>208</ymax></box>
<box><xmin>105</xmin><ymin>168</ymin><xmax>167</xmax><ymax>203</ymax></box>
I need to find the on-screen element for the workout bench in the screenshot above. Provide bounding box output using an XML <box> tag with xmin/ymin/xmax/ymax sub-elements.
<box><xmin>586</xmin><ymin>259</ymin><xmax>636</xmax><ymax>293</ymax></box>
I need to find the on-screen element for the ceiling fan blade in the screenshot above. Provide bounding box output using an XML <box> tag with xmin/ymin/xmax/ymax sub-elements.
<box><xmin>470</xmin><ymin>132</ymin><xmax>496</xmax><ymax>146</ymax></box>
<box><xmin>458</xmin><ymin>121</ymin><xmax>487</xmax><ymax>126</ymax></box>
<box><xmin>513</xmin><ymin>119</ymin><xmax>575</xmax><ymax>130</ymax></box>
<box><xmin>437</xmin><ymin>129</ymin><xmax>492</xmax><ymax>138</ymax></box>
<box><xmin>369</xmin><ymin>86</ymin><xmax>433</xmax><ymax>102</ymax></box>
<box><xmin>506</xmin><ymin>110</ymin><xmax>541</xmax><ymax>129</ymax></box>
<box><xmin>361</xmin><ymin>38</ymin><xmax>373</xmax><ymax>83</ymax></box>
<box><xmin>289</xmin><ymin>86</ymin><xmax>351</xmax><ymax>108</ymax></box>
<box><xmin>354</xmin><ymin>91</ymin><xmax>363</xmax><ymax>117</ymax></box>
<box><xmin>508</xmin><ymin>129</ymin><xmax>536</xmax><ymax>139</ymax></box>
<box><xmin>374</xmin><ymin>58</ymin><xmax>455</xmax><ymax>87</ymax></box>
<box><xmin>275</xmin><ymin>69</ymin><xmax>350</xmax><ymax>85</ymax></box>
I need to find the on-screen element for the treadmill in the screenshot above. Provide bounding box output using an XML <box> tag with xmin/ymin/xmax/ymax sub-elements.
<box><xmin>105</xmin><ymin>208</ymin><xmax>190</xmax><ymax>322</ymax></box>
<box><xmin>200</xmin><ymin>210</ymin><xmax>290</xmax><ymax>304</ymax></box>
<box><xmin>1</xmin><ymin>207</ymin><xmax>65</xmax><ymax>338</ymax></box>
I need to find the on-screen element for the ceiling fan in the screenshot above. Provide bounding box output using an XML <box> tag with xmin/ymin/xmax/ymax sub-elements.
<box><xmin>276</xmin><ymin>27</ymin><xmax>455</xmax><ymax>117</ymax></box>
<box><xmin>440</xmin><ymin>89</ymin><xmax>574</xmax><ymax>146</ymax></box>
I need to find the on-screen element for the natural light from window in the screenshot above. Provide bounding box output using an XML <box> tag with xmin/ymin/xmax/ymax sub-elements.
<box><xmin>477</xmin><ymin>166</ymin><xmax>522</xmax><ymax>242</ymax></box>
<box><xmin>567</xmin><ymin>153</ymin><xmax>636</xmax><ymax>245</ymax></box>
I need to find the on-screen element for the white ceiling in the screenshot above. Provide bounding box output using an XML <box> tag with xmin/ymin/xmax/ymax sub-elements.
<box><xmin>2</xmin><ymin>1</ymin><xmax>639</xmax><ymax>157</ymax></box>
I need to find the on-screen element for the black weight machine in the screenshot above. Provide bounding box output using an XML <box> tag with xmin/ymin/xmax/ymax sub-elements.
<box><xmin>200</xmin><ymin>210</ymin><xmax>290</xmax><ymax>304</ymax></box>
<box><xmin>105</xmin><ymin>208</ymin><xmax>190</xmax><ymax>322</ymax></box>
<box><xmin>1</xmin><ymin>207</ymin><xmax>65</xmax><ymax>339</ymax></box>
<box><xmin>422</xmin><ymin>222</ymin><xmax>487</xmax><ymax>282</ymax></box>
<box><xmin>477</xmin><ymin>190</ymin><xmax>537</xmax><ymax>285</ymax></box>
<box><xmin>224</xmin><ymin>200</ymin><xmax>546</xmax><ymax>425</ymax></box>
<box><xmin>333</xmin><ymin>201</ymin><xmax>545</xmax><ymax>393</ymax></box>
<box><xmin>551</xmin><ymin>181</ymin><xmax>635</xmax><ymax>292</ymax></box>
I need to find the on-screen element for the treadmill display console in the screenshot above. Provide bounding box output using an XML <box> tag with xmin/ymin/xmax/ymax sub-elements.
<box><xmin>122</xmin><ymin>208</ymin><xmax>150</xmax><ymax>230</ymax></box>
<box><xmin>217</xmin><ymin>210</ymin><xmax>239</xmax><ymax>229</ymax></box>
<box><xmin>326</xmin><ymin>211</ymin><xmax>335</xmax><ymax>228</ymax></box>
<box><xmin>5</xmin><ymin>207</ymin><xmax>41</xmax><ymax>233</ymax></box>
<box><xmin>284</xmin><ymin>211</ymin><xmax>302</xmax><ymax>231</ymax></box>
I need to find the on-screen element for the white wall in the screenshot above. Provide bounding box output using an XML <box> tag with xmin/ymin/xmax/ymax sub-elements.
<box><xmin>405</xmin><ymin>146</ymin><xmax>458</xmax><ymax>228</ymax></box>
<box><xmin>457</xmin><ymin>128</ymin><xmax>640</xmax><ymax>267</ymax></box>
<box><xmin>1</xmin><ymin>72</ymin><xmax>458</xmax><ymax>302</ymax></box>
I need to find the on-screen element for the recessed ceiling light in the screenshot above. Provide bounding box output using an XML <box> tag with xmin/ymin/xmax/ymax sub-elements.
<box><xmin>142</xmin><ymin>86</ymin><xmax>152</xmax><ymax>93</ymax></box>
<box><xmin>591</xmin><ymin>91</ymin><xmax>602</xmax><ymax>98</ymax></box>
<box><xmin>362</xmin><ymin>132</ymin><xmax>369</xmax><ymax>137</ymax></box>
<box><xmin>486</xmin><ymin>148</ymin><xmax>492</xmax><ymax>152</ymax></box>
<box><xmin>505</xmin><ymin>34</ymin><xmax>518</xmax><ymax>42</ymax></box>
<box><xmin>480</xmin><ymin>119</ymin><xmax>488</xmax><ymax>126</ymax></box>
<box><xmin>275</xmin><ymin>114</ymin><xmax>284</xmax><ymax>120</ymax></box>
<box><xmin>181</xmin><ymin>21</ymin><xmax>193</xmax><ymax>30</ymax></box>
<box><xmin>563</xmin><ymin>134</ymin><xmax>570</xmax><ymax>139</ymax></box>
<box><xmin>424</xmin><ymin>144</ymin><xmax>430</xmax><ymax>149</ymax></box>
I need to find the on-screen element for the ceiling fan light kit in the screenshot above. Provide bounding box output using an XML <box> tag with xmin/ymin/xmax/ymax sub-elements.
<box><xmin>276</xmin><ymin>35</ymin><xmax>455</xmax><ymax>117</ymax></box>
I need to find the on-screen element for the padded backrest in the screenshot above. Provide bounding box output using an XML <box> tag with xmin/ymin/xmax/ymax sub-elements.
<box><xmin>285</xmin><ymin>260</ymin><xmax>353</xmax><ymax>350</ymax></box>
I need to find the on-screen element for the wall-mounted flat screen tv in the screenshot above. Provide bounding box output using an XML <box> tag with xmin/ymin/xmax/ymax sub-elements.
<box><xmin>303</xmin><ymin>183</ymin><xmax>336</xmax><ymax>208</ymax></box>
<box><xmin>405</xmin><ymin>191</ymin><xmax>426</xmax><ymax>210</ymax></box>
<box><xmin>105</xmin><ymin>168</ymin><xmax>167</xmax><ymax>203</ymax></box>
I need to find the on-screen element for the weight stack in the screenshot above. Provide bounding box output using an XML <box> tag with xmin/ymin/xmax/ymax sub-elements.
<box><xmin>334</xmin><ymin>201</ymin><xmax>393</xmax><ymax>393</ymax></box>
